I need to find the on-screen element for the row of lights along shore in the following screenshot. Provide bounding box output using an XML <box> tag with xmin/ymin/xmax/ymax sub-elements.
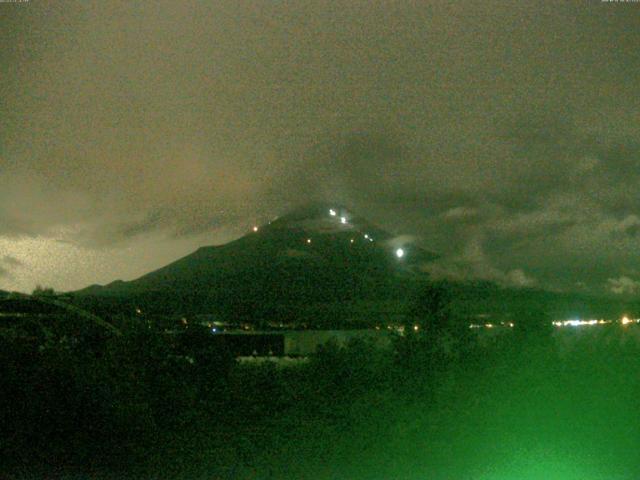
<box><xmin>469</xmin><ymin>316</ymin><xmax>640</xmax><ymax>330</ymax></box>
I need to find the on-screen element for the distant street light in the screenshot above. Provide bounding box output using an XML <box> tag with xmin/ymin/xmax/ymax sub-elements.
<box><xmin>395</xmin><ymin>248</ymin><xmax>405</xmax><ymax>258</ymax></box>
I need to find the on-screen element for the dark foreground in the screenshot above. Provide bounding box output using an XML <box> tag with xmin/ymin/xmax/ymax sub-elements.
<box><xmin>2</xmin><ymin>321</ymin><xmax>639</xmax><ymax>480</ymax></box>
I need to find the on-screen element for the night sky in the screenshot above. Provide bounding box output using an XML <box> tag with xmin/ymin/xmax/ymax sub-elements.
<box><xmin>1</xmin><ymin>1</ymin><xmax>639</xmax><ymax>294</ymax></box>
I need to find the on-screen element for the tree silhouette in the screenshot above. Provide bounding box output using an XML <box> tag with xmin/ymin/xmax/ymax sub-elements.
<box><xmin>32</xmin><ymin>285</ymin><xmax>56</xmax><ymax>297</ymax></box>
<box><xmin>409</xmin><ymin>280</ymin><xmax>455</xmax><ymax>334</ymax></box>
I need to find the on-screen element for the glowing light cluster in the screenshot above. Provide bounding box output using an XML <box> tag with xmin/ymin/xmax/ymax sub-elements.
<box><xmin>469</xmin><ymin>321</ymin><xmax>514</xmax><ymax>329</ymax></box>
<box><xmin>555</xmin><ymin>319</ymin><xmax>599</xmax><ymax>327</ymax></box>
<box><xmin>550</xmin><ymin>318</ymin><xmax>634</xmax><ymax>327</ymax></box>
<box><xmin>395</xmin><ymin>248</ymin><xmax>405</xmax><ymax>258</ymax></box>
<box><xmin>554</xmin><ymin>319</ymin><xmax>599</xmax><ymax>327</ymax></box>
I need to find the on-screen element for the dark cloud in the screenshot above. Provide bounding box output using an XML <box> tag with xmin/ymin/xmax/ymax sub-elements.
<box><xmin>622</xmin><ymin>224</ymin><xmax>640</xmax><ymax>239</ymax></box>
<box><xmin>0</xmin><ymin>256</ymin><xmax>23</xmax><ymax>280</ymax></box>
<box><xmin>2</xmin><ymin>256</ymin><xmax>23</xmax><ymax>268</ymax></box>
<box><xmin>1</xmin><ymin>1</ymin><xmax>639</xmax><ymax>292</ymax></box>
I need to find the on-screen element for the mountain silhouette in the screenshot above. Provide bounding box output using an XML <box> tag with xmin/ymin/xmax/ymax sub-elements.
<box><xmin>73</xmin><ymin>204</ymin><xmax>438</xmax><ymax>318</ymax></box>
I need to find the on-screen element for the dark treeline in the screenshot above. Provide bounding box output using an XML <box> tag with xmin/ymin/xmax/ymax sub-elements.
<box><xmin>2</xmin><ymin>286</ymin><xmax>640</xmax><ymax>479</ymax></box>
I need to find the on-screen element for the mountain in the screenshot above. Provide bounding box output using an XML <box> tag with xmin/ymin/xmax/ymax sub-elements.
<box><xmin>72</xmin><ymin>204</ymin><xmax>439</xmax><ymax>318</ymax></box>
<box><xmin>69</xmin><ymin>204</ymin><xmax>639</xmax><ymax>325</ymax></box>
